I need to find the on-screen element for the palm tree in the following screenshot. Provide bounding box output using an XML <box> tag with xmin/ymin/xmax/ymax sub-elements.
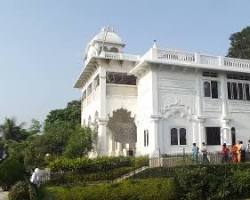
<box><xmin>0</xmin><ymin>118</ymin><xmax>25</xmax><ymax>141</ymax></box>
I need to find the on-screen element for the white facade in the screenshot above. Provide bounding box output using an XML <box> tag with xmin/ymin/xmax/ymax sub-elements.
<box><xmin>75</xmin><ymin>27</ymin><xmax>250</xmax><ymax>157</ymax></box>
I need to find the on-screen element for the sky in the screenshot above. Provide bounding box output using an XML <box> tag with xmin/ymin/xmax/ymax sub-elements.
<box><xmin>0</xmin><ymin>0</ymin><xmax>250</xmax><ymax>125</ymax></box>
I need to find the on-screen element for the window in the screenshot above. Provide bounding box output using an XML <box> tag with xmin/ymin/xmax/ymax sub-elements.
<box><xmin>144</xmin><ymin>130</ymin><xmax>149</xmax><ymax>147</ymax></box>
<box><xmin>82</xmin><ymin>90</ymin><xmax>86</xmax><ymax>101</ymax></box>
<box><xmin>206</xmin><ymin>127</ymin><xmax>221</xmax><ymax>145</ymax></box>
<box><xmin>93</xmin><ymin>75</ymin><xmax>100</xmax><ymax>89</ymax></box>
<box><xmin>227</xmin><ymin>82</ymin><xmax>250</xmax><ymax>101</ymax></box>
<box><xmin>87</xmin><ymin>83</ymin><xmax>92</xmax><ymax>96</ymax></box>
<box><xmin>171</xmin><ymin>128</ymin><xmax>178</xmax><ymax>145</ymax></box>
<box><xmin>179</xmin><ymin>128</ymin><xmax>187</xmax><ymax>145</ymax></box>
<box><xmin>106</xmin><ymin>72</ymin><xmax>136</xmax><ymax>85</ymax></box>
<box><xmin>231</xmin><ymin>127</ymin><xmax>236</xmax><ymax>144</ymax></box>
<box><xmin>203</xmin><ymin>81</ymin><xmax>218</xmax><ymax>98</ymax></box>
<box><xmin>171</xmin><ymin>128</ymin><xmax>186</xmax><ymax>145</ymax></box>
<box><xmin>203</xmin><ymin>71</ymin><xmax>218</xmax><ymax>78</ymax></box>
<box><xmin>204</xmin><ymin>81</ymin><xmax>211</xmax><ymax>97</ymax></box>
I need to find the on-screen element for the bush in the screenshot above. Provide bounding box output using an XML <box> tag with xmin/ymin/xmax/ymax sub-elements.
<box><xmin>63</xmin><ymin>127</ymin><xmax>92</xmax><ymax>158</ymax></box>
<box><xmin>49</xmin><ymin>167</ymin><xmax>134</xmax><ymax>185</ymax></box>
<box><xmin>8</xmin><ymin>181</ymin><xmax>38</xmax><ymax>200</ymax></box>
<box><xmin>39</xmin><ymin>178</ymin><xmax>177</xmax><ymax>200</ymax></box>
<box><xmin>8</xmin><ymin>181</ymin><xmax>30</xmax><ymax>200</ymax></box>
<box><xmin>0</xmin><ymin>157</ymin><xmax>25</xmax><ymax>190</ymax></box>
<box><xmin>49</xmin><ymin>156</ymin><xmax>132</xmax><ymax>172</ymax></box>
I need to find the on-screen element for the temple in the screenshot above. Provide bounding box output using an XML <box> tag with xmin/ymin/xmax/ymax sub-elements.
<box><xmin>74</xmin><ymin>27</ymin><xmax>250</xmax><ymax>157</ymax></box>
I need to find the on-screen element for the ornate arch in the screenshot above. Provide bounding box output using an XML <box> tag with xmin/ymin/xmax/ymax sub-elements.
<box><xmin>107</xmin><ymin>108</ymin><xmax>137</xmax><ymax>144</ymax></box>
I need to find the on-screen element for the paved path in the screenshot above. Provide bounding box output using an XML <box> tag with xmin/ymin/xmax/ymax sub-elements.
<box><xmin>0</xmin><ymin>192</ymin><xmax>8</xmax><ymax>200</ymax></box>
<box><xmin>114</xmin><ymin>166</ymin><xmax>149</xmax><ymax>182</ymax></box>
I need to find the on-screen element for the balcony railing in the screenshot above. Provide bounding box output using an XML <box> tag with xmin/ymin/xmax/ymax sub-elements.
<box><xmin>100</xmin><ymin>51</ymin><xmax>140</xmax><ymax>61</ymax></box>
<box><xmin>148</xmin><ymin>48</ymin><xmax>250</xmax><ymax>72</ymax></box>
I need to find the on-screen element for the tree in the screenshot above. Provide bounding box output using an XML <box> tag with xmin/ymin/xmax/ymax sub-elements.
<box><xmin>227</xmin><ymin>26</ymin><xmax>250</xmax><ymax>59</ymax></box>
<box><xmin>64</xmin><ymin>126</ymin><xmax>92</xmax><ymax>158</ymax></box>
<box><xmin>44</xmin><ymin>100</ymin><xmax>81</xmax><ymax>131</ymax></box>
<box><xmin>0</xmin><ymin>118</ymin><xmax>26</xmax><ymax>142</ymax></box>
<box><xmin>28</xmin><ymin>119</ymin><xmax>42</xmax><ymax>135</ymax></box>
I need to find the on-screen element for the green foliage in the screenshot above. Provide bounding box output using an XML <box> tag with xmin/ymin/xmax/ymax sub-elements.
<box><xmin>49</xmin><ymin>167</ymin><xmax>134</xmax><ymax>185</ymax></box>
<box><xmin>39</xmin><ymin>178</ymin><xmax>177</xmax><ymax>200</ymax></box>
<box><xmin>133</xmin><ymin>163</ymin><xmax>250</xmax><ymax>200</ymax></box>
<box><xmin>49</xmin><ymin>156</ymin><xmax>133</xmax><ymax>172</ymax></box>
<box><xmin>0</xmin><ymin>118</ymin><xmax>27</xmax><ymax>142</ymax></box>
<box><xmin>63</xmin><ymin>127</ymin><xmax>92</xmax><ymax>158</ymax></box>
<box><xmin>8</xmin><ymin>181</ymin><xmax>38</xmax><ymax>200</ymax></box>
<box><xmin>0</xmin><ymin>157</ymin><xmax>25</xmax><ymax>190</ymax></box>
<box><xmin>44</xmin><ymin>100</ymin><xmax>81</xmax><ymax>132</ymax></box>
<box><xmin>227</xmin><ymin>26</ymin><xmax>250</xmax><ymax>59</ymax></box>
<box><xmin>28</xmin><ymin>119</ymin><xmax>42</xmax><ymax>135</ymax></box>
<box><xmin>8</xmin><ymin>181</ymin><xmax>30</xmax><ymax>200</ymax></box>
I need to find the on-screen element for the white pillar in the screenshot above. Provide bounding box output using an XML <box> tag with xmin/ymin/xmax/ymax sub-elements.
<box><xmin>198</xmin><ymin>118</ymin><xmax>205</xmax><ymax>148</ymax></box>
<box><xmin>219</xmin><ymin>73</ymin><xmax>228</xmax><ymax>118</ymax></box>
<box><xmin>150</xmin><ymin>66</ymin><xmax>160</xmax><ymax>157</ymax></box>
<box><xmin>97</xmin><ymin>66</ymin><xmax>108</xmax><ymax>155</ymax></box>
<box><xmin>97</xmin><ymin>120</ymin><xmax>108</xmax><ymax>155</ymax></box>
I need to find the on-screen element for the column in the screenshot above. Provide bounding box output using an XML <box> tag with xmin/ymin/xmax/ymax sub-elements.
<box><xmin>219</xmin><ymin>73</ymin><xmax>228</xmax><ymax>118</ymax></box>
<box><xmin>198</xmin><ymin>118</ymin><xmax>205</xmax><ymax>149</ymax></box>
<box><xmin>97</xmin><ymin>120</ymin><xmax>108</xmax><ymax>155</ymax></box>
<box><xmin>97</xmin><ymin>66</ymin><xmax>108</xmax><ymax>155</ymax></box>
<box><xmin>196</xmin><ymin>71</ymin><xmax>205</xmax><ymax>148</ymax></box>
<box><xmin>219</xmin><ymin>73</ymin><xmax>231</xmax><ymax>145</ymax></box>
<box><xmin>150</xmin><ymin>66</ymin><xmax>160</xmax><ymax>157</ymax></box>
<box><xmin>221</xmin><ymin>120</ymin><xmax>231</xmax><ymax>145</ymax></box>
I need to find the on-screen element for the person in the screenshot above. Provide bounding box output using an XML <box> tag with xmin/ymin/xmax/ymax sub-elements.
<box><xmin>231</xmin><ymin>142</ymin><xmax>238</xmax><ymax>163</ymax></box>
<box><xmin>221</xmin><ymin>143</ymin><xmax>229</xmax><ymax>163</ymax></box>
<box><xmin>246</xmin><ymin>140</ymin><xmax>250</xmax><ymax>161</ymax></box>
<box><xmin>247</xmin><ymin>140</ymin><xmax>250</xmax><ymax>153</ymax></box>
<box><xmin>192</xmin><ymin>143</ymin><xmax>199</xmax><ymax>163</ymax></box>
<box><xmin>236</xmin><ymin>141</ymin><xmax>242</xmax><ymax>163</ymax></box>
<box><xmin>239</xmin><ymin>141</ymin><xmax>246</xmax><ymax>162</ymax></box>
<box><xmin>201</xmin><ymin>142</ymin><xmax>209</xmax><ymax>164</ymax></box>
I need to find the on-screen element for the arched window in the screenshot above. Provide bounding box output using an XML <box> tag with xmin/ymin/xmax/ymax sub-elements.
<box><xmin>171</xmin><ymin>128</ymin><xmax>178</xmax><ymax>145</ymax></box>
<box><xmin>110</xmin><ymin>47</ymin><xmax>119</xmax><ymax>53</ymax></box>
<box><xmin>179</xmin><ymin>128</ymin><xmax>187</xmax><ymax>145</ymax></box>
<box><xmin>204</xmin><ymin>81</ymin><xmax>211</xmax><ymax>97</ymax></box>
<box><xmin>88</xmin><ymin>116</ymin><xmax>92</xmax><ymax>127</ymax></box>
<box><xmin>103</xmin><ymin>46</ymin><xmax>108</xmax><ymax>51</ymax></box>
<box><xmin>231</xmin><ymin>127</ymin><xmax>236</xmax><ymax>144</ymax></box>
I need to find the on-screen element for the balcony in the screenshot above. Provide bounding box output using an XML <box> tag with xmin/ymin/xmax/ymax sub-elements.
<box><xmin>144</xmin><ymin>48</ymin><xmax>250</xmax><ymax>73</ymax></box>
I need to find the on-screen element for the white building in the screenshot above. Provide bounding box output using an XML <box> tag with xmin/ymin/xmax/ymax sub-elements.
<box><xmin>74</xmin><ymin>27</ymin><xmax>250</xmax><ymax>157</ymax></box>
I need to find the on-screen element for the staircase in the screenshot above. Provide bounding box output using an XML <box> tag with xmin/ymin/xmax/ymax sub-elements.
<box><xmin>114</xmin><ymin>166</ymin><xmax>149</xmax><ymax>182</ymax></box>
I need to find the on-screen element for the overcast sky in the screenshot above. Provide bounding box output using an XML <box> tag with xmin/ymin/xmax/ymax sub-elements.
<box><xmin>1</xmin><ymin>0</ymin><xmax>250</xmax><ymax>125</ymax></box>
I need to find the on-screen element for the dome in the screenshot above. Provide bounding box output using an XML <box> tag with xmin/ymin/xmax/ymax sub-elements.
<box><xmin>91</xmin><ymin>27</ymin><xmax>125</xmax><ymax>46</ymax></box>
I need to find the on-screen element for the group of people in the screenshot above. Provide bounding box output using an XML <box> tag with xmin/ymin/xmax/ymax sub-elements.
<box><xmin>191</xmin><ymin>140</ymin><xmax>250</xmax><ymax>164</ymax></box>
<box><xmin>222</xmin><ymin>140</ymin><xmax>250</xmax><ymax>163</ymax></box>
<box><xmin>192</xmin><ymin>142</ymin><xmax>209</xmax><ymax>163</ymax></box>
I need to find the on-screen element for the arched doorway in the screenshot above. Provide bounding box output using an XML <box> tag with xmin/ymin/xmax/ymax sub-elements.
<box><xmin>231</xmin><ymin>127</ymin><xmax>236</xmax><ymax>144</ymax></box>
<box><xmin>107</xmin><ymin>108</ymin><xmax>137</xmax><ymax>156</ymax></box>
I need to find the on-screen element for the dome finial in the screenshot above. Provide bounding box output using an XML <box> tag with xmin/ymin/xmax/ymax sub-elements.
<box><xmin>153</xmin><ymin>40</ymin><xmax>158</xmax><ymax>48</ymax></box>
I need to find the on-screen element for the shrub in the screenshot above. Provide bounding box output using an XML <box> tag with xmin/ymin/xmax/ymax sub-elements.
<box><xmin>49</xmin><ymin>167</ymin><xmax>134</xmax><ymax>185</ymax></box>
<box><xmin>0</xmin><ymin>157</ymin><xmax>25</xmax><ymax>190</ymax></box>
<box><xmin>49</xmin><ymin>156</ymin><xmax>132</xmax><ymax>172</ymax></box>
<box><xmin>63</xmin><ymin>127</ymin><xmax>92</xmax><ymax>158</ymax></box>
<box><xmin>8</xmin><ymin>181</ymin><xmax>30</xmax><ymax>200</ymax></box>
<box><xmin>39</xmin><ymin>178</ymin><xmax>177</xmax><ymax>200</ymax></box>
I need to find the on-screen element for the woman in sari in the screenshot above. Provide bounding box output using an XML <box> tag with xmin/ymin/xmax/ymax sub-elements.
<box><xmin>231</xmin><ymin>142</ymin><xmax>238</xmax><ymax>163</ymax></box>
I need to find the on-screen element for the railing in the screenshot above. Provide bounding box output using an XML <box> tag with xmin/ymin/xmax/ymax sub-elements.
<box><xmin>148</xmin><ymin>48</ymin><xmax>250</xmax><ymax>72</ymax></box>
<box><xmin>100</xmin><ymin>51</ymin><xmax>140</xmax><ymax>61</ymax></box>
<box><xmin>157</xmin><ymin>49</ymin><xmax>195</xmax><ymax>63</ymax></box>
<box><xmin>149</xmin><ymin>153</ymin><xmax>250</xmax><ymax>168</ymax></box>
<box><xmin>224</xmin><ymin>57</ymin><xmax>250</xmax><ymax>69</ymax></box>
<box><xmin>200</xmin><ymin>54</ymin><xmax>219</xmax><ymax>65</ymax></box>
